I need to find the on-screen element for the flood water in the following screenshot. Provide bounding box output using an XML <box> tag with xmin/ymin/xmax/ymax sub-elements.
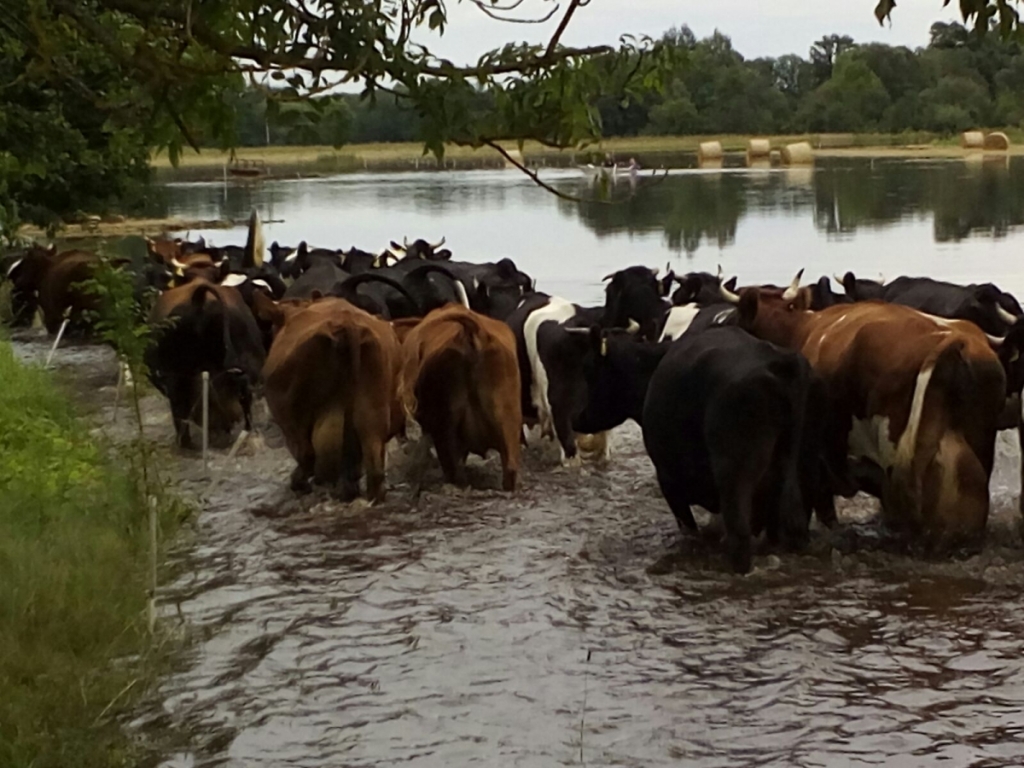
<box><xmin>163</xmin><ymin>155</ymin><xmax>1024</xmax><ymax>301</ymax></box>
<box><xmin>44</xmin><ymin>157</ymin><xmax>1024</xmax><ymax>766</ymax></box>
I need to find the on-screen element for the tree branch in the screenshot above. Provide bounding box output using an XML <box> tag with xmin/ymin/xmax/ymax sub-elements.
<box><xmin>545</xmin><ymin>0</ymin><xmax>582</xmax><ymax>58</ymax></box>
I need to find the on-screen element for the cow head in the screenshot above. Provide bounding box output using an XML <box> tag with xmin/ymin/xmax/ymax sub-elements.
<box><xmin>670</xmin><ymin>268</ymin><xmax>737</xmax><ymax>307</ymax></box>
<box><xmin>840</xmin><ymin>271</ymin><xmax>885</xmax><ymax>302</ymax></box>
<box><xmin>726</xmin><ymin>269</ymin><xmax>813</xmax><ymax>348</ymax></box>
<box><xmin>808</xmin><ymin>275</ymin><xmax>851</xmax><ymax>310</ymax></box>
<box><xmin>601</xmin><ymin>265</ymin><xmax>666</xmax><ymax>342</ymax></box>
<box><xmin>3</xmin><ymin>243</ymin><xmax>57</xmax><ymax>326</ymax></box>
<box><xmin>574</xmin><ymin>324</ymin><xmax>666</xmax><ymax>433</ymax></box>
<box><xmin>473</xmin><ymin>258</ymin><xmax>533</xmax><ymax>321</ymax></box>
<box><xmin>390</xmin><ymin>236</ymin><xmax>448</xmax><ymax>261</ymax></box>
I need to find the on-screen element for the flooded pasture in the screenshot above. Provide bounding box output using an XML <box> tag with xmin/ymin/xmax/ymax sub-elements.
<box><xmin>24</xmin><ymin>157</ymin><xmax>1024</xmax><ymax>766</ymax></box>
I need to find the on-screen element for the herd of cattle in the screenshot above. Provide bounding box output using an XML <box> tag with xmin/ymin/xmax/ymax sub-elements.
<box><xmin>4</xmin><ymin>213</ymin><xmax>1024</xmax><ymax>573</ymax></box>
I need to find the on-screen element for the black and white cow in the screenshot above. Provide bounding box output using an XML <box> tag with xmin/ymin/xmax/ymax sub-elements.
<box><xmin>600</xmin><ymin>265</ymin><xmax>669</xmax><ymax>342</ymax></box>
<box><xmin>507</xmin><ymin>294</ymin><xmax>609</xmax><ymax>464</ymax></box>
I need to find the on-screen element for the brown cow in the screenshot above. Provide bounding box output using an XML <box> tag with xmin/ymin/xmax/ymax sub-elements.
<box><xmin>399</xmin><ymin>305</ymin><xmax>521</xmax><ymax>491</ymax></box>
<box><xmin>4</xmin><ymin>244</ymin><xmax>93</xmax><ymax>330</ymax></box>
<box><xmin>727</xmin><ymin>273</ymin><xmax>1005</xmax><ymax>550</ymax></box>
<box><xmin>147</xmin><ymin>280</ymin><xmax>266</xmax><ymax>449</ymax></box>
<box><xmin>257</xmin><ymin>295</ymin><xmax>403</xmax><ymax>501</ymax></box>
<box><xmin>38</xmin><ymin>250</ymin><xmax>102</xmax><ymax>334</ymax></box>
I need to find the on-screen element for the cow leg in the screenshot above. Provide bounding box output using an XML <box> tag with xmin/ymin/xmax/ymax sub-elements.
<box><xmin>654</xmin><ymin>469</ymin><xmax>698</xmax><ymax>532</ymax></box>
<box><xmin>1019</xmin><ymin>411</ymin><xmax>1024</xmax><ymax>515</ymax></box>
<box><xmin>498</xmin><ymin>416</ymin><xmax>522</xmax><ymax>493</ymax></box>
<box><xmin>710</xmin><ymin>434</ymin><xmax>774</xmax><ymax>575</ymax></box>
<box><xmin>352</xmin><ymin>408</ymin><xmax>386</xmax><ymax>503</ymax></box>
<box><xmin>551</xmin><ymin>401</ymin><xmax>579</xmax><ymax>467</ymax></box>
<box><xmin>434</xmin><ymin>426</ymin><xmax>468</xmax><ymax>487</ymax></box>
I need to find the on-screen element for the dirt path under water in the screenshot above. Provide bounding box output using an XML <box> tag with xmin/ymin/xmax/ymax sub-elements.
<box><xmin>14</xmin><ymin>329</ymin><xmax>1024</xmax><ymax>768</ymax></box>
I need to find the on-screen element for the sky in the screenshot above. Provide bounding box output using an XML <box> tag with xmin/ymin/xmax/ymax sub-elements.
<box><xmin>423</xmin><ymin>0</ymin><xmax>964</xmax><ymax>64</ymax></box>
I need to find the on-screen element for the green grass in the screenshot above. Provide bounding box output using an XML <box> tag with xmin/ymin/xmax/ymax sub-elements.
<box><xmin>0</xmin><ymin>340</ymin><xmax>184</xmax><ymax>768</ymax></box>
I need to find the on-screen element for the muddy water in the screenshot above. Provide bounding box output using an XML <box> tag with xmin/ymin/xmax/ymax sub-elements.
<box><xmin>13</xmin><ymin>328</ymin><xmax>1024</xmax><ymax>767</ymax></box>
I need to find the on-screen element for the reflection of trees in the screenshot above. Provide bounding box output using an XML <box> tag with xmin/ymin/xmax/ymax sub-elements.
<box><xmin>561</xmin><ymin>158</ymin><xmax>1024</xmax><ymax>251</ymax></box>
<box><xmin>930</xmin><ymin>158</ymin><xmax>1024</xmax><ymax>241</ymax></box>
<box><xmin>560</xmin><ymin>173</ymin><xmax>753</xmax><ymax>254</ymax></box>
<box><xmin>813</xmin><ymin>157</ymin><xmax>1024</xmax><ymax>241</ymax></box>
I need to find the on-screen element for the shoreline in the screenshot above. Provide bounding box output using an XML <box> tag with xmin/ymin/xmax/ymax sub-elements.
<box><xmin>151</xmin><ymin>133</ymin><xmax>1022</xmax><ymax>182</ymax></box>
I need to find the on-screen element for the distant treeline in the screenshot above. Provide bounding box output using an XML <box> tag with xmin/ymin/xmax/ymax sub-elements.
<box><xmin>224</xmin><ymin>21</ymin><xmax>1024</xmax><ymax>148</ymax></box>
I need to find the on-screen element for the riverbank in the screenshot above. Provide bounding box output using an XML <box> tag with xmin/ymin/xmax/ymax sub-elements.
<box><xmin>0</xmin><ymin>338</ymin><xmax>186</xmax><ymax>768</ymax></box>
<box><xmin>151</xmin><ymin>131</ymin><xmax>1024</xmax><ymax>181</ymax></box>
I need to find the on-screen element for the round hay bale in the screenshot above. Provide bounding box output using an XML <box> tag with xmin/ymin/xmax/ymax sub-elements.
<box><xmin>781</xmin><ymin>142</ymin><xmax>814</xmax><ymax>165</ymax></box>
<box><xmin>961</xmin><ymin>131</ymin><xmax>985</xmax><ymax>149</ymax></box>
<box><xmin>747</xmin><ymin>138</ymin><xmax>771</xmax><ymax>159</ymax></box>
<box><xmin>985</xmin><ymin>131</ymin><xmax>1011</xmax><ymax>150</ymax></box>
<box><xmin>698</xmin><ymin>141</ymin><xmax>724</xmax><ymax>162</ymax></box>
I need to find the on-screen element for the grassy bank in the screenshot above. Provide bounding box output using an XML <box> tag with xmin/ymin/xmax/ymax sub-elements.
<box><xmin>151</xmin><ymin>130</ymin><xmax>1024</xmax><ymax>181</ymax></box>
<box><xmin>0</xmin><ymin>341</ymin><xmax>183</xmax><ymax>768</ymax></box>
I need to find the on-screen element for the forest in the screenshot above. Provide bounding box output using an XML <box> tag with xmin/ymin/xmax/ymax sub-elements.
<box><xmin>230</xmin><ymin>22</ymin><xmax>1024</xmax><ymax>147</ymax></box>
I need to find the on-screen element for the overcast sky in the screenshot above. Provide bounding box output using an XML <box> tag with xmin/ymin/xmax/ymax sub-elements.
<box><xmin>425</xmin><ymin>0</ymin><xmax>963</xmax><ymax>63</ymax></box>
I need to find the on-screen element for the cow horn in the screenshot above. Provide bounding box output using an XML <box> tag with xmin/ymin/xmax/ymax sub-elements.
<box><xmin>986</xmin><ymin>333</ymin><xmax>1005</xmax><ymax>348</ymax></box>
<box><xmin>430</xmin><ymin>236</ymin><xmax>446</xmax><ymax>250</ymax></box>
<box><xmin>782</xmin><ymin>269</ymin><xmax>804</xmax><ymax>301</ymax></box>
<box><xmin>403</xmin><ymin>236</ymin><xmax>410</xmax><ymax>249</ymax></box>
<box><xmin>626</xmin><ymin>319</ymin><xmax>641</xmax><ymax>334</ymax></box>
<box><xmin>651</xmin><ymin>267</ymin><xmax>660</xmax><ymax>278</ymax></box>
<box><xmin>601</xmin><ymin>273</ymin><xmax>615</xmax><ymax>282</ymax></box>
<box><xmin>719</xmin><ymin>279</ymin><xmax>741</xmax><ymax>304</ymax></box>
<box><xmin>563</xmin><ymin>327</ymin><xmax>591</xmax><ymax>335</ymax></box>
<box><xmin>833</xmin><ymin>273</ymin><xmax>845</xmax><ymax>286</ymax></box>
<box><xmin>996</xmin><ymin>304</ymin><xmax>1018</xmax><ymax>326</ymax></box>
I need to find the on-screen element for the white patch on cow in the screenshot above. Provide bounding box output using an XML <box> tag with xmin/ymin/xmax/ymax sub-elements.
<box><xmin>284</xmin><ymin>251</ymin><xmax>298</xmax><ymax>263</ymax></box>
<box><xmin>6</xmin><ymin>257</ymin><xmax>24</xmax><ymax>277</ymax></box>
<box><xmin>220</xmin><ymin>273</ymin><xmax>248</xmax><ymax>287</ymax></box>
<box><xmin>252</xmin><ymin>279</ymin><xmax>272</xmax><ymax>292</ymax></box>
<box><xmin>453</xmin><ymin>280</ymin><xmax>470</xmax><ymax>309</ymax></box>
<box><xmin>658</xmin><ymin>303</ymin><xmax>700</xmax><ymax>341</ymax></box>
<box><xmin>848</xmin><ymin>415</ymin><xmax>897</xmax><ymax>469</ymax></box>
<box><xmin>524</xmin><ymin>297</ymin><xmax>577</xmax><ymax>437</ymax></box>
<box><xmin>895</xmin><ymin>363</ymin><xmax>936</xmax><ymax>468</ymax></box>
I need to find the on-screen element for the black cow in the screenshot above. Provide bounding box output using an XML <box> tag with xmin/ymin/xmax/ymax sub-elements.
<box><xmin>329</xmin><ymin>273</ymin><xmax>423</xmax><ymax>319</ymax></box>
<box><xmin>389</xmin><ymin>237</ymin><xmax>451</xmax><ymax>262</ymax></box>
<box><xmin>668</xmin><ymin>270</ymin><xmax>738</xmax><ymax>307</ymax></box>
<box><xmin>643</xmin><ymin>327</ymin><xmax>820</xmax><ymax>573</ymax></box>
<box><xmin>282</xmin><ymin>246</ymin><xmax>350</xmax><ymax>300</ymax></box>
<box><xmin>843</xmin><ymin>273</ymin><xmax>1022</xmax><ymax>336</ymax></box>
<box><xmin>601</xmin><ymin>266</ymin><xmax>668</xmax><ymax>342</ymax></box>
<box><xmin>388</xmin><ymin>256</ymin><xmax>533</xmax><ymax>321</ymax></box>
<box><xmin>507</xmin><ymin>294</ymin><xmax>606</xmax><ymax>463</ymax></box>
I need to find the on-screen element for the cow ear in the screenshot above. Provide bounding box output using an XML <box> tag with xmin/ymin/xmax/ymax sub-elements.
<box><xmin>723</xmin><ymin>276</ymin><xmax>738</xmax><ymax>292</ymax></box>
<box><xmin>842</xmin><ymin>271</ymin><xmax>857</xmax><ymax>297</ymax></box>
<box><xmin>310</xmin><ymin>289</ymin><xmax>323</xmax><ymax>301</ymax></box>
<box><xmin>737</xmin><ymin>289</ymin><xmax>759</xmax><ymax>329</ymax></box>
<box><xmin>975</xmin><ymin>283</ymin><xmax>1001</xmax><ymax>304</ymax></box>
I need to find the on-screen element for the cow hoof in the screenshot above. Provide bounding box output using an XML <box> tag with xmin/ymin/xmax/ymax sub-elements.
<box><xmin>289</xmin><ymin>470</ymin><xmax>312</xmax><ymax>495</ymax></box>
<box><xmin>561</xmin><ymin>454</ymin><xmax>582</xmax><ymax>469</ymax></box>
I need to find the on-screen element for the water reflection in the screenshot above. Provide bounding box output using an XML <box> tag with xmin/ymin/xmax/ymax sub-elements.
<box><xmin>563</xmin><ymin>157</ymin><xmax>1024</xmax><ymax>253</ymax></box>
<box><xmin>162</xmin><ymin>156</ymin><xmax>1024</xmax><ymax>303</ymax></box>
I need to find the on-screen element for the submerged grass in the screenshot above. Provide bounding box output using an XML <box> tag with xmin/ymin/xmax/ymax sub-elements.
<box><xmin>0</xmin><ymin>340</ymin><xmax>185</xmax><ymax>768</ymax></box>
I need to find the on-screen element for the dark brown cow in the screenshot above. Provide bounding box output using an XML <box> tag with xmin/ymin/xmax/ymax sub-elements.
<box><xmin>147</xmin><ymin>280</ymin><xmax>265</xmax><ymax>449</ymax></box>
<box><xmin>38</xmin><ymin>251</ymin><xmax>102</xmax><ymax>334</ymax></box>
<box><xmin>5</xmin><ymin>245</ymin><xmax>89</xmax><ymax>329</ymax></box>
<box><xmin>399</xmin><ymin>305</ymin><xmax>521</xmax><ymax>491</ymax></box>
<box><xmin>257</xmin><ymin>296</ymin><xmax>403</xmax><ymax>501</ymax></box>
<box><xmin>729</xmin><ymin>273</ymin><xmax>1005</xmax><ymax>550</ymax></box>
